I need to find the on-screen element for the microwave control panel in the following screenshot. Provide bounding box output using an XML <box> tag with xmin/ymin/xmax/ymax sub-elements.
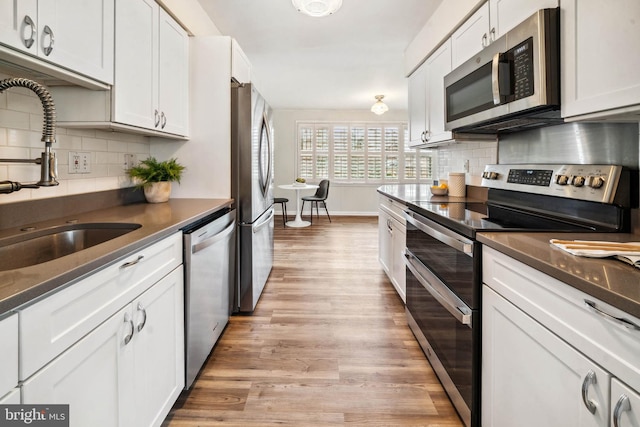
<box><xmin>511</xmin><ymin>37</ymin><xmax>534</xmax><ymax>100</ymax></box>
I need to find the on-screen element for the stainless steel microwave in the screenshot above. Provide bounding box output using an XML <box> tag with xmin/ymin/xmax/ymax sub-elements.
<box><xmin>444</xmin><ymin>8</ymin><xmax>561</xmax><ymax>134</ymax></box>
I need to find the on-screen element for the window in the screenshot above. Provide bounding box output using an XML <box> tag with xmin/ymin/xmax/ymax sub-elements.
<box><xmin>297</xmin><ymin>122</ymin><xmax>435</xmax><ymax>184</ymax></box>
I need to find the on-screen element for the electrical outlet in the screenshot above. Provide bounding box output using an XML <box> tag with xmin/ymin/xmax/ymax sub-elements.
<box><xmin>68</xmin><ymin>152</ymin><xmax>91</xmax><ymax>174</ymax></box>
<box><xmin>124</xmin><ymin>154</ymin><xmax>136</xmax><ymax>171</ymax></box>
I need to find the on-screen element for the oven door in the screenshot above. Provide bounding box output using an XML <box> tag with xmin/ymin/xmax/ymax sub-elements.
<box><xmin>404</xmin><ymin>209</ymin><xmax>481</xmax><ymax>427</ymax></box>
<box><xmin>405</xmin><ymin>250</ymin><xmax>476</xmax><ymax>427</ymax></box>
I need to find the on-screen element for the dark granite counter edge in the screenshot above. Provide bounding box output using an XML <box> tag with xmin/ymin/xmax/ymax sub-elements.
<box><xmin>0</xmin><ymin>197</ymin><xmax>233</xmax><ymax>314</ymax></box>
<box><xmin>477</xmin><ymin>232</ymin><xmax>640</xmax><ymax>318</ymax></box>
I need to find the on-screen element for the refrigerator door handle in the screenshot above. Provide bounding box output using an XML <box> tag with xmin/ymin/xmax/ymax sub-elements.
<box><xmin>253</xmin><ymin>208</ymin><xmax>274</xmax><ymax>233</ymax></box>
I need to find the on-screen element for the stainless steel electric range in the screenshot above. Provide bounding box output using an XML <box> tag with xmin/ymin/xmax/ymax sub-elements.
<box><xmin>404</xmin><ymin>164</ymin><xmax>633</xmax><ymax>427</ymax></box>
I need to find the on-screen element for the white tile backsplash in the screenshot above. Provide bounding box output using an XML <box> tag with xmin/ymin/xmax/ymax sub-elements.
<box><xmin>0</xmin><ymin>73</ymin><xmax>150</xmax><ymax>204</ymax></box>
<box><xmin>437</xmin><ymin>139</ymin><xmax>498</xmax><ymax>184</ymax></box>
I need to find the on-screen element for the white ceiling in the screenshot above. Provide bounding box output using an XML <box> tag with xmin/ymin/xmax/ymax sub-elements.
<box><xmin>197</xmin><ymin>0</ymin><xmax>443</xmax><ymax>112</ymax></box>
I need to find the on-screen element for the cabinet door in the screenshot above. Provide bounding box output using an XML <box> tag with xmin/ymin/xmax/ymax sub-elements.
<box><xmin>0</xmin><ymin>0</ymin><xmax>38</xmax><ymax>53</ymax></box>
<box><xmin>132</xmin><ymin>267</ymin><xmax>184</xmax><ymax>427</ymax></box>
<box><xmin>0</xmin><ymin>388</ymin><xmax>20</xmax><ymax>404</ymax></box>
<box><xmin>451</xmin><ymin>2</ymin><xmax>489</xmax><ymax>69</ymax></box>
<box><xmin>22</xmin><ymin>305</ymin><xmax>134</xmax><ymax>427</ymax></box>
<box><xmin>378</xmin><ymin>209</ymin><xmax>392</xmax><ymax>275</ymax></box>
<box><xmin>490</xmin><ymin>0</ymin><xmax>557</xmax><ymax>39</ymax></box>
<box><xmin>390</xmin><ymin>215</ymin><xmax>406</xmax><ymax>303</ymax></box>
<box><xmin>408</xmin><ymin>61</ymin><xmax>427</xmax><ymax>146</ymax></box>
<box><xmin>157</xmin><ymin>7</ymin><xmax>189</xmax><ymax>136</ymax></box>
<box><xmin>561</xmin><ymin>0</ymin><xmax>640</xmax><ymax>119</ymax></box>
<box><xmin>611</xmin><ymin>378</ymin><xmax>640</xmax><ymax>427</ymax></box>
<box><xmin>0</xmin><ymin>313</ymin><xmax>18</xmax><ymax>398</ymax></box>
<box><xmin>483</xmin><ymin>285</ymin><xmax>610</xmax><ymax>427</ymax></box>
<box><xmin>114</xmin><ymin>0</ymin><xmax>158</xmax><ymax>130</ymax></box>
<box><xmin>37</xmin><ymin>0</ymin><xmax>114</xmax><ymax>84</ymax></box>
<box><xmin>425</xmin><ymin>38</ymin><xmax>452</xmax><ymax>143</ymax></box>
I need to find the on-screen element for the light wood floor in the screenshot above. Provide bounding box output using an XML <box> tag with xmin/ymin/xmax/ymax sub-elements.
<box><xmin>163</xmin><ymin>216</ymin><xmax>463</xmax><ymax>426</ymax></box>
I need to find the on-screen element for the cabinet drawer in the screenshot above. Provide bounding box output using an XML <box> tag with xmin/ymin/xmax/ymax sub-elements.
<box><xmin>0</xmin><ymin>313</ymin><xmax>18</xmax><ymax>397</ymax></box>
<box><xmin>19</xmin><ymin>232</ymin><xmax>182</xmax><ymax>380</ymax></box>
<box><xmin>483</xmin><ymin>246</ymin><xmax>640</xmax><ymax>392</ymax></box>
<box><xmin>378</xmin><ymin>195</ymin><xmax>406</xmax><ymax>225</ymax></box>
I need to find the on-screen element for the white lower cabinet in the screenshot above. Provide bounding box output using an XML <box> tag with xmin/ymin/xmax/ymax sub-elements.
<box><xmin>22</xmin><ymin>266</ymin><xmax>184</xmax><ymax>427</ymax></box>
<box><xmin>482</xmin><ymin>246</ymin><xmax>640</xmax><ymax>427</ymax></box>
<box><xmin>0</xmin><ymin>312</ymin><xmax>18</xmax><ymax>402</ymax></box>
<box><xmin>378</xmin><ymin>195</ymin><xmax>406</xmax><ymax>303</ymax></box>
<box><xmin>483</xmin><ymin>285</ymin><xmax>610</xmax><ymax>427</ymax></box>
<box><xmin>611</xmin><ymin>378</ymin><xmax>640</xmax><ymax>427</ymax></box>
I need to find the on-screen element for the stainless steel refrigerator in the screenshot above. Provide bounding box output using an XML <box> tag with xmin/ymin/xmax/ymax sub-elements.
<box><xmin>231</xmin><ymin>82</ymin><xmax>274</xmax><ymax>313</ymax></box>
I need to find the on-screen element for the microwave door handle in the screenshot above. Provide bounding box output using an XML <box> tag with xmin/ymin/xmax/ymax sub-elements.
<box><xmin>492</xmin><ymin>52</ymin><xmax>502</xmax><ymax>105</ymax></box>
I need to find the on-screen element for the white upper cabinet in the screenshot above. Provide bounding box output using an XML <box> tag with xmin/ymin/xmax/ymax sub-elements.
<box><xmin>0</xmin><ymin>0</ymin><xmax>114</xmax><ymax>85</ymax></box>
<box><xmin>561</xmin><ymin>0</ymin><xmax>640</xmax><ymax>121</ymax></box>
<box><xmin>408</xmin><ymin>39</ymin><xmax>452</xmax><ymax>147</ymax></box>
<box><xmin>451</xmin><ymin>0</ymin><xmax>558</xmax><ymax>69</ymax></box>
<box><xmin>114</xmin><ymin>0</ymin><xmax>189</xmax><ymax>136</ymax></box>
<box><xmin>451</xmin><ymin>2</ymin><xmax>490</xmax><ymax>69</ymax></box>
<box><xmin>157</xmin><ymin>7</ymin><xmax>189</xmax><ymax>136</ymax></box>
<box><xmin>408</xmin><ymin>61</ymin><xmax>428</xmax><ymax>145</ymax></box>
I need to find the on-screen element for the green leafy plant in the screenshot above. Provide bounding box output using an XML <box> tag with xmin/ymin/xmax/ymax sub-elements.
<box><xmin>127</xmin><ymin>157</ymin><xmax>185</xmax><ymax>186</ymax></box>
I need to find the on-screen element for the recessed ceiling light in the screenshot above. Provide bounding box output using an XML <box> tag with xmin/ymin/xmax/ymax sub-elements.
<box><xmin>292</xmin><ymin>0</ymin><xmax>343</xmax><ymax>17</ymax></box>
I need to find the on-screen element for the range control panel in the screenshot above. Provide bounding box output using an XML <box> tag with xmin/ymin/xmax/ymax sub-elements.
<box><xmin>481</xmin><ymin>164</ymin><xmax>623</xmax><ymax>204</ymax></box>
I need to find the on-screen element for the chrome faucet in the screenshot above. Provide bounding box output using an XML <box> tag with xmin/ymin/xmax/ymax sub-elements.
<box><xmin>0</xmin><ymin>77</ymin><xmax>59</xmax><ymax>194</ymax></box>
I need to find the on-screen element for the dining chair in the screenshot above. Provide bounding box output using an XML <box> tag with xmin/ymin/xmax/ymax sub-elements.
<box><xmin>273</xmin><ymin>197</ymin><xmax>289</xmax><ymax>228</ymax></box>
<box><xmin>301</xmin><ymin>180</ymin><xmax>331</xmax><ymax>224</ymax></box>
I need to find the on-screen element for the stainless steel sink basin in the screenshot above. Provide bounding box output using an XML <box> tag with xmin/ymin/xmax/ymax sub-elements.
<box><xmin>0</xmin><ymin>222</ymin><xmax>141</xmax><ymax>271</ymax></box>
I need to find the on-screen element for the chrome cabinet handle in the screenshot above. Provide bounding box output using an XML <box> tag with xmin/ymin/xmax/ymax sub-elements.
<box><xmin>120</xmin><ymin>255</ymin><xmax>144</xmax><ymax>269</ymax></box>
<box><xmin>160</xmin><ymin>111</ymin><xmax>167</xmax><ymax>129</ymax></box>
<box><xmin>489</xmin><ymin>27</ymin><xmax>496</xmax><ymax>42</ymax></box>
<box><xmin>581</xmin><ymin>370</ymin><xmax>598</xmax><ymax>414</ymax></box>
<box><xmin>136</xmin><ymin>303</ymin><xmax>147</xmax><ymax>332</ymax></box>
<box><xmin>123</xmin><ymin>312</ymin><xmax>134</xmax><ymax>345</ymax></box>
<box><xmin>482</xmin><ymin>33</ymin><xmax>488</xmax><ymax>47</ymax></box>
<box><xmin>154</xmin><ymin>109</ymin><xmax>160</xmax><ymax>127</ymax></box>
<box><xmin>584</xmin><ymin>300</ymin><xmax>640</xmax><ymax>331</ymax></box>
<box><xmin>613</xmin><ymin>394</ymin><xmax>631</xmax><ymax>427</ymax></box>
<box><xmin>22</xmin><ymin>15</ymin><xmax>36</xmax><ymax>49</ymax></box>
<box><xmin>42</xmin><ymin>25</ymin><xmax>54</xmax><ymax>56</ymax></box>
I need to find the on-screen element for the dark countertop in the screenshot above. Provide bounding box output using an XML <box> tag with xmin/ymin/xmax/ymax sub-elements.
<box><xmin>377</xmin><ymin>183</ymin><xmax>487</xmax><ymax>204</ymax></box>
<box><xmin>478</xmin><ymin>232</ymin><xmax>640</xmax><ymax>318</ymax></box>
<box><xmin>0</xmin><ymin>198</ymin><xmax>232</xmax><ymax>314</ymax></box>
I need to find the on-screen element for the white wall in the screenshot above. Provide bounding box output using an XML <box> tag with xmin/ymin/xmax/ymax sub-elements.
<box><xmin>0</xmin><ymin>72</ymin><xmax>149</xmax><ymax>205</ymax></box>
<box><xmin>272</xmin><ymin>109</ymin><xmax>408</xmax><ymax>216</ymax></box>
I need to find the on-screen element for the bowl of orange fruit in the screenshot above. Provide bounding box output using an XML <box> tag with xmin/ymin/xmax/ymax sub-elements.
<box><xmin>430</xmin><ymin>182</ymin><xmax>448</xmax><ymax>196</ymax></box>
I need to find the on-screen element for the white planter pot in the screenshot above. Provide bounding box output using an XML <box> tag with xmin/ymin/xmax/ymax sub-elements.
<box><xmin>143</xmin><ymin>181</ymin><xmax>172</xmax><ymax>203</ymax></box>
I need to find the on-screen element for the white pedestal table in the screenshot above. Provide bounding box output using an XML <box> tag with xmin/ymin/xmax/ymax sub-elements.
<box><xmin>278</xmin><ymin>183</ymin><xmax>319</xmax><ymax>227</ymax></box>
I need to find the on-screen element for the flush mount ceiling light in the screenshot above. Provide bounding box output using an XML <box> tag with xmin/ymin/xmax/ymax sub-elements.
<box><xmin>292</xmin><ymin>0</ymin><xmax>343</xmax><ymax>17</ymax></box>
<box><xmin>371</xmin><ymin>95</ymin><xmax>389</xmax><ymax>115</ymax></box>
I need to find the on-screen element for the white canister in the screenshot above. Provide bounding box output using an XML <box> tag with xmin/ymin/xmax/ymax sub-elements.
<box><xmin>448</xmin><ymin>172</ymin><xmax>466</xmax><ymax>197</ymax></box>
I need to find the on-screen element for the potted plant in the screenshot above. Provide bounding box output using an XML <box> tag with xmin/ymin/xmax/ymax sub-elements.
<box><xmin>127</xmin><ymin>157</ymin><xmax>185</xmax><ymax>203</ymax></box>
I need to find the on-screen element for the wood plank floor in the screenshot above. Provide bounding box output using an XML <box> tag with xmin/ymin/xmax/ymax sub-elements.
<box><xmin>163</xmin><ymin>216</ymin><xmax>463</xmax><ymax>426</ymax></box>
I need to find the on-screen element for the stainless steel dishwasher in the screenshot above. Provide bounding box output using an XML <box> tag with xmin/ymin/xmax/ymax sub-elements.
<box><xmin>183</xmin><ymin>207</ymin><xmax>236</xmax><ymax>389</ymax></box>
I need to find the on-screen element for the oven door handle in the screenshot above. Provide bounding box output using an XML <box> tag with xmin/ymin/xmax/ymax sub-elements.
<box><xmin>405</xmin><ymin>250</ymin><xmax>473</xmax><ymax>328</ymax></box>
<box><xmin>405</xmin><ymin>210</ymin><xmax>473</xmax><ymax>256</ymax></box>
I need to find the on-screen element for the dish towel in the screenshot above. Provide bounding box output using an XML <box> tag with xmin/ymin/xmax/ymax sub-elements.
<box><xmin>550</xmin><ymin>239</ymin><xmax>640</xmax><ymax>269</ymax></box>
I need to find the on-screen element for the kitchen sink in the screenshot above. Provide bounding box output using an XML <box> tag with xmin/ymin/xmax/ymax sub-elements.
<box><xmin>0</xmin><ymin>222</ymin><xmax>141</xmax><ymax>271</ymax></box>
